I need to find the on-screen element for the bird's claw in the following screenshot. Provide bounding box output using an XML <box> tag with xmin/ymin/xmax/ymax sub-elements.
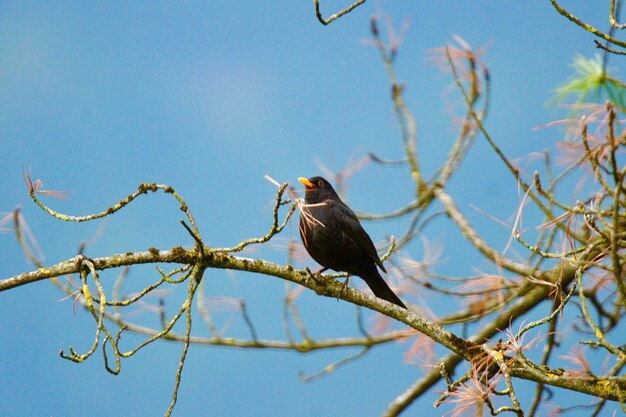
<box><xmin>304</xmin><ymin>267</ymin><xmax>324</xmax><ymax>285</ymax></box>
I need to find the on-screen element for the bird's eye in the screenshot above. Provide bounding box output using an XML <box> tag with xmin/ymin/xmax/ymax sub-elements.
<box><xmin>317</xmin><ymin>180</ymin><xmax>324</xmax><ymax>187</ymax></box>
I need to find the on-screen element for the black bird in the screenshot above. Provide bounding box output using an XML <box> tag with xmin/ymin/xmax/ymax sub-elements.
<box><xmin>298</xmin><ymin>176</ymin><xmax>406</xmax><ymax>309</ymax></box>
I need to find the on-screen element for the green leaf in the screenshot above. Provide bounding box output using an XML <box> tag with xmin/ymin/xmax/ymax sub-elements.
<box><xmin>552</xmin><ymin>54</ymin><xmax>626</xmax><ymax>111</ymax></box>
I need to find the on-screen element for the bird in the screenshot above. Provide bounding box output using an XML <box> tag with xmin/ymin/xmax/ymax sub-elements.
<box><xmin>298</xmin><ymin>176</ymin><xmax>406</xmax><ymax>309</ymax></box>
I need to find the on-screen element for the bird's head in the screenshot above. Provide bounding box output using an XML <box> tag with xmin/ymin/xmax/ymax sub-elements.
<box><xmin>298</xmin><ymin>176</ymin><xmax>339</xmax><ymax>203</ymax></box>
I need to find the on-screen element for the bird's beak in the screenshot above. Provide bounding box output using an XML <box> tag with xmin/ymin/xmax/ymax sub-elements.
<box><xmin>298</xmin><ymin>177</ymin><xmax>315</xmax><ymax>188</ymax></box>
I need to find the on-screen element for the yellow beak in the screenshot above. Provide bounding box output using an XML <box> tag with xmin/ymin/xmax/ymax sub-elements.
<box><xmin>298</xmin><ymin>177</ymin><xmax>315</xmax><ymax>188</ymax></box>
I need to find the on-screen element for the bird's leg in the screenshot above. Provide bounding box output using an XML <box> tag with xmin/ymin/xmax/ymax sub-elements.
<box><xmin>339</xmin><ymin>275</ymin><xmax>350</xmax><ymax>298</ymax></box>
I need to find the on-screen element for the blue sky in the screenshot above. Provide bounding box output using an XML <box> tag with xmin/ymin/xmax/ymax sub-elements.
<box><xmin>0</xmin><ymin>2</ymin><xmax>619</xmax><ymax>417</ymax></box>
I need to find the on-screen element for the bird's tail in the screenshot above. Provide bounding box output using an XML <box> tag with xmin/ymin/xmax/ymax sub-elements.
<box><xmin>361</xmin><ymin>269</ymin><xmax>406</xmax><ymax>309</ymax></box>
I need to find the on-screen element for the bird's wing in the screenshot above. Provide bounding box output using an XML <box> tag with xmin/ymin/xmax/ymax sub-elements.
<box><xmin>331</xmin><ymin>200</ymin><xmax>387</xmax><ymax>273</ymax></box>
